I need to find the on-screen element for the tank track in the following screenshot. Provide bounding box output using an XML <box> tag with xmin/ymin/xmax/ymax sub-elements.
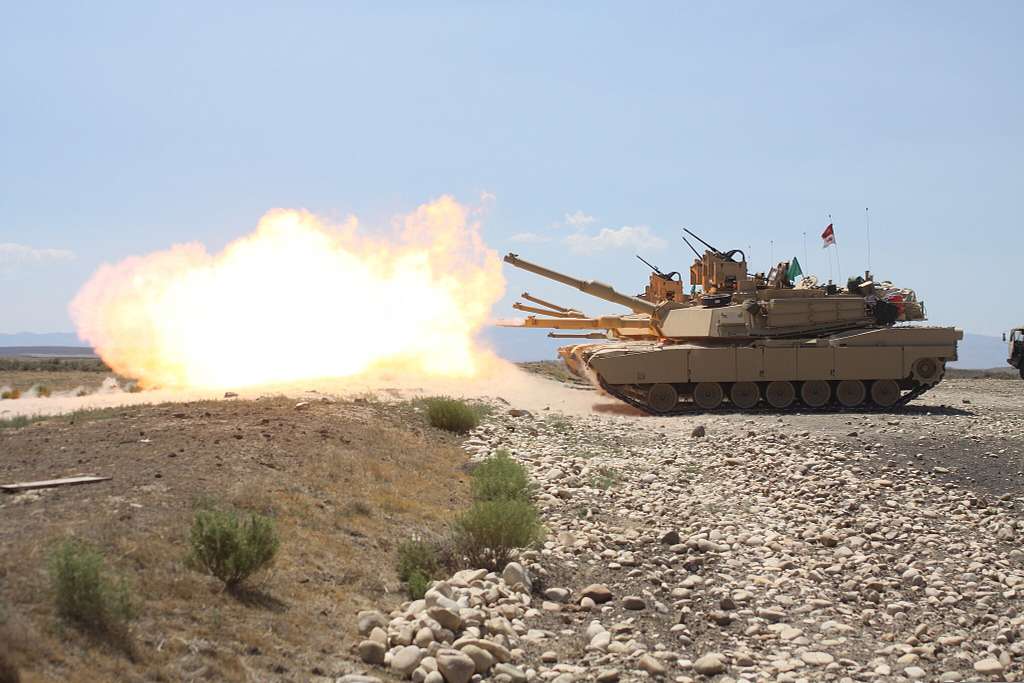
<box><xmin>597</xmin><ymin>377</ymin><xmax>938</xmax><ymax>416</ymax></box>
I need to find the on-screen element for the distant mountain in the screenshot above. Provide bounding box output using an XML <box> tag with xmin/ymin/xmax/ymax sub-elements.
<box><xmin>0</xmin><ymin>332</ymin><xmax>84</xmax><ymax>347</ymax></box>
<box><xmin>951</xmin><ymin>333</ymin><xmax>1009</xmax><ymax>369</ymax></box>
<box><xmin>479</xmin><ymin>326</ymin><xmax>563</xmax><ymax>362</ymax></box>
<box><xmin>1</xmin><ymin>328</ymin><xmax>1008</xmax><ymax>368</ymax></box>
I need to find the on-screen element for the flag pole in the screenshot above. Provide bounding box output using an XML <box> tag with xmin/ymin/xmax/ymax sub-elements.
<box><xmin>832</xmin><ymin>214</ymin><xmax>843</xmax><ymax>283</ymax></box>
<box><xmin>865</xmin><ymin>207</ymin><xmax>871</xmax><ymax>272</ymax></box>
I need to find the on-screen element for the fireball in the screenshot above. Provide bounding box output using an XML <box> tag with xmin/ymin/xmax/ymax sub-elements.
<box><xmin>70</xmin><ymin>196</ymin><xmax>505</xmax><ymax>389</ymax></box>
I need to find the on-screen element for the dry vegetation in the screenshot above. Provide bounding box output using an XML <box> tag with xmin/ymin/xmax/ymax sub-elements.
<box><xmin>0</xmin><ymin>358</ymin><xmax>122</xmax><ymax>396</ymax></box>
<box><xmin>0</xmin><ymin>395</ymin><xmax>472</xmax><ymax>682</ymax></box>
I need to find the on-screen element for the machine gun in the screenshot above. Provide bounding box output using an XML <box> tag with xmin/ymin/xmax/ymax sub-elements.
<box><xmin>636</xmin><ymin>255</ymin><xmax>684</xmax><ymax>303</ymax></box>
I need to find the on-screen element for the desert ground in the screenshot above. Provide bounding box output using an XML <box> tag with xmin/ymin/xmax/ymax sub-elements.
<box><xmin>2</xmin><ymin>361</ymin><xmax>1023</xmax><ymax>682</ymax></box>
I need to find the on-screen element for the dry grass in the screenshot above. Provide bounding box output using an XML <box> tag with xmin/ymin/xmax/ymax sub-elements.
<box><xmin>0</xmin><ymin>396</ymin><xmax>472</xmax><ymax>682</ymax></box>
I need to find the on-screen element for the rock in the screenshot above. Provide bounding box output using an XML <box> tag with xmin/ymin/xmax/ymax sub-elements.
<box><xmin>427</xmin><ymin>606</ymin><xmax>461</xmax><ymax>631</ymax></box>
<box><xmin>502</xmin><ymin>562</ymin><xmax>531</xmax><ymax>592</ymax></box>
<box><xmin>493</xmin><ymin>663</ymin><xmax>527</xmax><ymax>683</ymax></box>
<box><xmin>424</xmin><ymin>673</ymin><xmax>444</xmax><ymax>683</ymax></box>
<box><xmin>540</xmin><ymin>650</ymin><xmax>558</xmax><ymax>663</ymax></box>
<box><xmin>436</xmin><ymin>648</ymin><xmax>476</xmax><ymax>683</ymax></box>
<box><xmin>461</xmin><ymin>644</ymin><xmax>495</xmax><ymax>674</ymax></box>
<box><xmin>588</xmin><ymin>630</ymin><xmax>612</xmax><ymax>651</ymax></box>
<box><xmin>357</xmin><ymin>610</ymin><xmax>388</xmax><ymax>635</ymax></box>
<box><xmin>581</xmin><ymin>583</ymin><xmax>613</xmax><ymax>604</ymax></box>
<box><xmin>638</xmin><ymin>654</ymin><xmax>666</xmax><ymax>676</ymax></box>
<box><xmin>223</xmin><ymin>391</ymin><xmax>238</xmax><ymax>398</ymax></box>
<box><xmin>904</xmin><ymin>666</ymin><xmax>927</xmax><ymax>680</ymax></box>
<box><xmin>661</xmin><ymin>530</ymin><xmax>681</xmax><ymax>545</ymax></box>
<box><xmin>596</xmin><ymin>670</ymin><xmax>620</xmax><ymax>683</ymax></box>
<box><xmin>358</xmin><ymin>639</ymin><xmax>386</xmax><ymax>665</ymax></box>
<box><xmin>414</xmin><ymin>627</ymin><xmax>435</xmax><ymax>648</ymax></box>
<box><xmin>692</xmin><ymin>653</ymin><xmax>726</xmax><ymax>675</ymax></box>
<box><xmin>338</xmin><ymin>676</ymin><xmax>382</xmax><ymax>683</ymax></box>
<box><xmin>691</xmin><ymin>425</ymin><xmax>706</xmax><ymax>438</ymax></box>
<box><xmin>800</xmin><ymin>652</ymin><xmax>834</xmax><ymax>666</ymax></box>
<box><xmin>974</xmin><ymin>658</ymin><xmax>1004</xmax><ymax>675</ymax></box>
<box><xmin>294</xmin><ymin>401</ymin><xmax>310</xmax><ymax>410</ymax></box>
<box><xmin>544</xmin><ymin>587</ymin><xmax>571</xmax><ymax>602</ymax></box>
<box><xmin>508</xmin><ymin>409</ymin><xmax>531</xmax><ymax>417</ymax></box>
<box><xmin>391</xmin><ymin>646</ymin><xmax>425</xmax><ymax>678</ymax></box>
<box><xmin>622</xmin><ymin>595</ymin><xmax>646</xmax><ymax>610</ymax></box>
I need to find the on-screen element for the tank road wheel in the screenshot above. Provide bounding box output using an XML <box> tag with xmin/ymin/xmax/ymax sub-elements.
<box><xmin>647</xmin><ymin>383</ymin><xmax>679</xmax><ymax>413</ymax></box>
<box><xmin>870</xmin><ymin>379</ymin><xmax>901</xmax><ymax>407</ymax></box>
<box><xmin>836</xmin><ymin>380</ymin><xmax>867</xmax><ymax>408</ymax></box>
<box><xmin>800</xmin><ymin>380</ymin><xmax>831</xmax><ymax>408</ymax></box>
<box><xmin>764</xmin><ymin>381</ymin><xmax>796</xmax><ymax>409</ymax></box>
<box><xmin>730</xmin><ymin>382</ymin><xmax>760</xmax><ymax>409</ymax></box>
<box><xmin>912</xmin><ymin>357</ymin><xmax>943</xmax><ymax>384</ymax></box>
<box><xmin>693</xmin><ymin>382</ymin><xmax>725</xmax><ymax>410</ymax></box>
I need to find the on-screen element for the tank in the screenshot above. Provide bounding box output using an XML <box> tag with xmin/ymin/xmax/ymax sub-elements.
<box><xmin>502</xmin><ymin>238</ymin><xmax>962</xmax><ymax>414</ymax></box>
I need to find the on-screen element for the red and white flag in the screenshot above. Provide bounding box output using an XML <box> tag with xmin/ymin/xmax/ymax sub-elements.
<box><xmin>821</xmin><ymin>223</ymin><xmax>836</xmax><ymax>248</ymax></box>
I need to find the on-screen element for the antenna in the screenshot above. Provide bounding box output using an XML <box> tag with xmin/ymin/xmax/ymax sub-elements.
<box><xmin>681</xmin><ymin>234</ymin><xmax>702</xmax><ymax>259</ymax></box>
<box><xmin>865</xmin><ymin>207</ymin><xmax>871</xmax><ymax>272</ymax></box>
<box><xmin>682</xmin><ymin>228</ymin><xmax>721</xmax><ymax>254</ymax></box>
<box><xmin>636</xmin><ymin>254</ymin><xmax>662</xmax><ymax>274</ymax></box>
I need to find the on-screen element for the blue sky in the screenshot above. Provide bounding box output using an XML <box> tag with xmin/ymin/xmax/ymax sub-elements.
<box><xmin>2</xmin><ymin>1</ymin><xmax>1021</xmax><ymax>339</ymax></box>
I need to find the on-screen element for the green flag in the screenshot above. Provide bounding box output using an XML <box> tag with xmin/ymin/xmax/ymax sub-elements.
<box><xmin>786</xmin><ymin>257</ymin><xmax>803</xmax><ymax>281</ymax></box>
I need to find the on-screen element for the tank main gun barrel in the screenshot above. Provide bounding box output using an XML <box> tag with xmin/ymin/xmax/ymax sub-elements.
<box><xmin>504</xmin><ymin>253</ymin><xmax>657</xmax><ymax>315</ymax></box>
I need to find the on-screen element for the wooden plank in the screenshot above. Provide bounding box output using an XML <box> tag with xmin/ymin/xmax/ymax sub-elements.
<box><xmin>1</xmin><ymin>475</ymin><xmax>111</xmax><ymax>493</ymax></box>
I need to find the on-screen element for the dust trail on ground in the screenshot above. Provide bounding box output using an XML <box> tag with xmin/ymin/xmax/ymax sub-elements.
<box><xmin>0</xmin><ymin>360</ymin><xmax>617</xmax><ymax>419</ymax></box>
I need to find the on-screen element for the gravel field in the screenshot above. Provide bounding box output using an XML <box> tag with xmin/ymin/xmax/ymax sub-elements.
<box><xmin>358</xmin><ymin>378</ymin><xmax>1024</xmax><ymax>683</ymax></box>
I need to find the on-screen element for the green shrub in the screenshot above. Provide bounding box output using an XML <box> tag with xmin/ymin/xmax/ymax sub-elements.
<box><xmin>406</xmin><ymin>571</ymin><xmax>431</xmax><ymax>600</ymax></box>
<box><xmin>49</xmin><ymin>539</ymin><xmax>136</xmax><ymax>635</ymax></box>
<box><xmin>454</xmin><ymin>499</ymin><xmax>544</xmax><ymax>571</ymax></box>
<box><xmin>471</xmin><ymin>450</ymin><xmax>530</xmax><ymax>502</ymax></box>
<box><xmin>396</xmin><ymin>539</ymin><xmax>442</xmax><ymax>599</ymax></box>
<box><xmin>589</xmin><ymin>466</ymin><xmax>620</xmax><ymax>490</ymax></box>
<box><xmin>0</xmin><ymin>416</ymin><xmax>33</xmax><ymax>430</ymax></box>
<box><xmin>0</xmin><ymin>390</ymin><xmax>20</xmax><ymax>400</ymax></box>
<box><xmin>423</xmin><ymin>397</ymin><xmax>480</xmax><ymax>434</ymax></box>
<box><xmin>188</xmin><ymin>509</ymin><xmax>280</xmax><ymax>588</ymax></box>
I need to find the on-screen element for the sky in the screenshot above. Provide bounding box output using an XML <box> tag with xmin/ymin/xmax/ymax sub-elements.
<box><xmin>1</xmin><ymin>1</ymin><xmax>1022</xmax><ymax>340</ymax></box>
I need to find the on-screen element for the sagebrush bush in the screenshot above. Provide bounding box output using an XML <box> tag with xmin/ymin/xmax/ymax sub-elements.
<box><xmin>0</xmin><ymin>390</ymin><xmax>20</xmax><ymax>400</ymax></box>
<box><xmin>188</xmin><ymin>509</ymin><xmax>279</xmax><ymax>588</ymax></box>
<box><xmin>423</xmin><ymin>397</ymin><xmax>480</xmax><ymax>434</ymax></box>
<box><xmin>471</xmin><ymin>450</ymin><xmax>531</xmax><ymax>501</ymax></box>
<box><xmin>454</xmin><ymin>499</ymin><xmax>543</xmax><ymax>570</ymax></box>
<box><xmin>49</xmin><ymin>539</ymin><xmax>136</xmax><ymax>634</ymax></box>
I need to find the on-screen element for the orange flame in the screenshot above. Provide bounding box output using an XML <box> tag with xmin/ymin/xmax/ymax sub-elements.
<box><xmin>70</xmin><ymin>196</ymin><xmax>505</xmax><ymax>389</ymax></box>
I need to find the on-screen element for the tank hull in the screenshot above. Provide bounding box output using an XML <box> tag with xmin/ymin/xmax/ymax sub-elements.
<box><xmin>561</xmin><ymin>326</ymin><xmax>962</xmax><ymax>413</ymax></box>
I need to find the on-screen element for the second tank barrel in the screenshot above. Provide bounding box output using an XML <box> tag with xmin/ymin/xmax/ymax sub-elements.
<box><xmin>504</xmin><ymin>252</ymin><xmax>657</xmax><ymax>315</ymax></box>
